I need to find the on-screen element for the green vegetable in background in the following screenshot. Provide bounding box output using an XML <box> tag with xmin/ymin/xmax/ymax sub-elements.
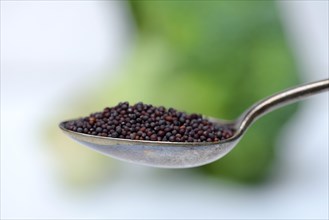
<box><xmin>123</xmin><ymin>1</ymin><xmax>299</xmax><ymax>183</ymax></box>
<box><xmin>50</xmin><ymin>1</ymin><xmax>300</xmax><ymax>185</ymax></box>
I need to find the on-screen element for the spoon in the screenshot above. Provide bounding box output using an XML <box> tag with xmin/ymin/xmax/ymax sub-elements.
<box><xmin>59</xmin><ymin>79</ymin><xmax>328</xmax><ymax>168</ymax></box>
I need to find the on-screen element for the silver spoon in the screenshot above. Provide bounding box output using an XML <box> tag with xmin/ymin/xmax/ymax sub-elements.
<box><xmin>59</xmin><ymin>79</ymin><xmax>328</xmax><ymax>168</ymax></box>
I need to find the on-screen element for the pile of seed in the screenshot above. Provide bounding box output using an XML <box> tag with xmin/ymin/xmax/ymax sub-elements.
<box><xmin>63</xmin><ymin>102</ymin><xmax>234</xmax><ymax>142</ymax></box>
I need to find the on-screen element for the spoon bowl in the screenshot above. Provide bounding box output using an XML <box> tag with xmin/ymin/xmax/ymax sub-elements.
<box><xmin>59</xmin><ymin>79</ymin><xmax>328</xmax><ymax>168</ymax></box>
<box><xmin>59</xmin><ymin>118</ymin><xmax>239</xmax><ymax>168</ymax></box>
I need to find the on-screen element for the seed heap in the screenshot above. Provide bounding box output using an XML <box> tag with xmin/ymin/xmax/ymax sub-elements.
<box><xmin>64</xmin><ymin>102</ymin><xmax>234</xmax><ymax>142</ymax></box>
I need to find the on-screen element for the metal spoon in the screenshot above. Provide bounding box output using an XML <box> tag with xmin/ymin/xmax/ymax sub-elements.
<box><xmin>59</xmin><ymin>79</ymin><xmax>328</xmax><ymax>168</ymax></box>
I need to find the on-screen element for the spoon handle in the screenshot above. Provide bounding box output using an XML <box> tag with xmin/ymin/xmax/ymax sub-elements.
<box><xmin>238</xmin><ymin>79</ymin><xmax>329</xmax><ymax>134</ymax></box>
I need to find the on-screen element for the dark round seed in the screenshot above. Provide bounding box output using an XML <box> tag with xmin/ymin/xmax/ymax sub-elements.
<box><xmin>164</xmin><ymin>116</ymin><xmax>173</xmax><ymax>122</ymax></box>
<box><xmin>150</xmin><ymin>134</ymin><xmax>157</xmax><ymax>141</ymax></box>
<box><xmin>64</xmin><ymin>102</ymin><xmax>234</xmax><ymax>143</ymax></box>
<box><xmin>169</xmin><ymin>136</ymin><xmax>175</xmax><ymax>142</ymax></box>
<box><xmin>115</xmin><ymin>126</ymin><xmax>122</xmax><ymax>133</ymax></box>
<box><xmin>158</xmin><ymin>130</ymin><xmax>165</xmax><ymax>137</ymax></box>
<box><xmin>112</xmin><ymin>132</ymin><xmax>119</xmax><ymax>138</ymax></box>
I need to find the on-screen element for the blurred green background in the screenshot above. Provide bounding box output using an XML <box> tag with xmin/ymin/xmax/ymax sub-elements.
<box><xmin>51</xmin><ymin>0</ymin><xmax>299</xmax><ymax>186</ymax></box>
<box><xmin>3</xmin><ymin>0</ymin><xmax>328</xmax><ymax>218</ymax></box>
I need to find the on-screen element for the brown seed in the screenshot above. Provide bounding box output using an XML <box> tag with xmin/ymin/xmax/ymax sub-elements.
<box><xmin>150</xmin><ymin>134</ymin><xmax>157</xmax><ymax>141</ymax></box>
<box><xmin>88</xmin><ymin>117</ymin><xmax>96</xmax><ymax>124</ymax></box>
<box><xmin>64</xmin><ymin>102</ymin><xmax>234</xmax><ymax>143</ymax></box>
<box><xmin>164</xmin><ymin>116</ymin><xmax>173</xmax><ymax>122</ymax></box>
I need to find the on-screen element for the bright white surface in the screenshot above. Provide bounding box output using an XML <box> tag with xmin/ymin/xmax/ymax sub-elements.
<box><xmin>1</xmin><ymin>1</ymin><xmax>328</xmax><ymax>219</ymax></box>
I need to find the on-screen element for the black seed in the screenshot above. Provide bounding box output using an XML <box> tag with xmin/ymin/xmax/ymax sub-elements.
<box><xmin>64</xmin><ymin>102</ymin><xmax>234</xmax><ymax>143</ymax></box>
<box><xmin>112</xmin><ymin>132</ymin><xmax>118</xmax><ymax>138</ymax></box>
<box><xmin>169</xmin><ymin>136</ymin><xmax>175</xmax><ymax>142</ymax></box>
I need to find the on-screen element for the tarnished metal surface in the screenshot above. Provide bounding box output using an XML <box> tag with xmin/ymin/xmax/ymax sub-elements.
<box><xmin>59</xmin><ymin>121</ymin><xmax>238</xmax><ymax>168</ymax></box>
<box><xmin>59</xmin><ymin>79</ymin><xmax>328</xmax><ymax>168</ymax></box>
